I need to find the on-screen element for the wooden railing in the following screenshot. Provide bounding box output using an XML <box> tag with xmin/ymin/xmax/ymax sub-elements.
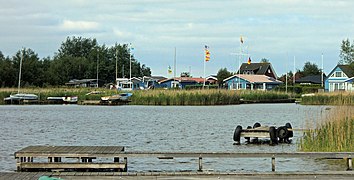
<box><xmin>116</xmin><ymin>152</ymin><xmax>353</xmax><ymax>172</ymax></box>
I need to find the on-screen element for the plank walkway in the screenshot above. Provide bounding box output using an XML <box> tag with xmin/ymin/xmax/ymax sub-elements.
<box><xmin>15</xmin><ymin>146</ymin><xmax>126</xmax><ymax>172</ymax></box>
<box><xmin>1</xmin><ymin>171</ymin><xmax>354</xmax><ymax>180</ymax></box>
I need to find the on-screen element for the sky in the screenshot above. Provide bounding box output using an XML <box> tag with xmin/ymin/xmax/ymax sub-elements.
<box><xmin>1</xmin><ymin>0</ymin><xmax>354</xmax><ymax>78</ymax></box>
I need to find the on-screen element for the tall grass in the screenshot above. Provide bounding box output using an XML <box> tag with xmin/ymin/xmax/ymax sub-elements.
<box><xmin>239</xmin><ymin>90</ymin><xmax>290</xmax><ymax>101</ymax></box>
<box><xmin>299</xmin><ymin>106</ymin><xmax>354</xmax><ymax>152</ymax></box>
<box><xmin>301</xmin><ymin>92</ymin><xmax>354</xmax><ymax>105</ymax></box>
<box><xmin>130</xmin><ymin>89</ymin><xmax>240</xmax><ymax>105</ymax></box>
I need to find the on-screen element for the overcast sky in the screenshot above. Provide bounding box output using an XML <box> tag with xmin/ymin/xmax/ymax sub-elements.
<box><xmin>1</xmin><ymin>0</ymin><xmax>353</xmax><ymax>77</ymax></box>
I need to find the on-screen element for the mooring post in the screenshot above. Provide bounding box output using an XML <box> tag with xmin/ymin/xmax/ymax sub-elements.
<box><xmin>271</xmin><ymin>156</ymin><xmax>275</xmax><ymax>172</ymax></box>
<box><xmin>347</xmin><ymin>157</ymin><xmax>352</xmax><ymax>171</ymax></box>
<box><xmin>198</xmin><ymin>156</ymin><xmax>203</xmax><ymax>172</ymax></box>
<box><xmin>123</xmin><ymin>157</ymin><xmax>128</xmax><ymax>172</ymax></box>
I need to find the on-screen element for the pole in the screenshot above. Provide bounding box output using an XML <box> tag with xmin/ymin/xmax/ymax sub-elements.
<box><xmin>129</xmin><ymin>44</ymin><xmax>132</xmax><ymax>89</ymax></box>
<box><xmin>321</xmin><ymin>53</ymin><xmax>324</xmax><ymax>88</ymax></box>
<box><xmin>238</xmin><ymin>39</ymin><xmax>242</xmax><ymax>90</ymax></box>
<box><xmin>203</xmin><ymin>48</ymin><xmax>206</xmax><ymax>89</ymax></box>
<box><xmin>293</xmin><ymin>56</ymin><xmax>296</xmax><ymax>85</ymax></box>
<box><xmin>174</xmin><ymin>47</ymin><xmax>176</xmax><ymax>88</ymax></box>
<box><xmin>286</xmin><ymin>53</ymin><xmax>288</xmax><ymax>94</ymax></box>
<box><xmin>96</xmin><ymin>52</ymin><xmax>99</xmax><ymax>88</ymax></box>
<box><xmin>18</xmin><ymin>48</ymin><xmax>23</xmax><ymax>94</ymax></box>
<box><xmin>115</xmin><ymin>48</ymin><xmax>118</xmax><ymax>83</ymax></box>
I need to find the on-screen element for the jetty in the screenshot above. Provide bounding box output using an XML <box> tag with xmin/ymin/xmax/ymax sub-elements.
<box><xmin>14</xmin><ymin>146</ymin><xmax>353</xmax><ymax>173</ymax></box>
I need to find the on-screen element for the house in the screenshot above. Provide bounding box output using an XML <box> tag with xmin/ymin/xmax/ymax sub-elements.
<box><xmin>206</xmin><ymin>75</ymin><xmax>218</xmax><ymax>85</ymax></box>
<box><xmin>325</xmin><ymin>65</ymin><xmax>354</xmax><ymax>92</ymax></box>
<box><xmin>158</xmin><ymin>77</ymin><xmax>210</xmax><ymax>89</ymax></box>
<box><xmin>65</xmin><ymin>79</ymin><xmax>104</xmax><ymax>87</ymax></box>
<box><xmin>237</xmin><ymin>63</ymin><xmax>277</xmax><ymax>79</ymax></box>
<box><xmin>223</xmin><ymin>74</ymin><xmax>283</xmax><ymax>90</ymax></box>
<box><xmin>295</xmin><ymin>74</ymin><xmax>326</xmax><ymax>85</ymax></box>
<box><xmin>116</xmin><ymin>77</ymin><xmax>144</xmax><ymax>91</ymax></box>
<box><xmin>142</xmin><ymin>76</ymin><xmax>167</xmax><ymax>89</ymax></box>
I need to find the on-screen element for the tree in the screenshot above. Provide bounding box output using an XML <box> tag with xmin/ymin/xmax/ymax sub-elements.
<box><xmin>216</xmin><ymin>68</ymin><xmax>232</xmax><ymax>87</ymax></box>
<box><xmin>302</xmin><ymin>61</ymin><xmax>321</xmax><ymax>77</ymax></box>
<box><xmin>260</xmin><ymin>58</ymin><xmax>269</xmax><ymax>63</ymax></box>
<box><xmin>339</xmin><ymin>38</ymin><xmax>354</xmax><ymax>65</ymax></box>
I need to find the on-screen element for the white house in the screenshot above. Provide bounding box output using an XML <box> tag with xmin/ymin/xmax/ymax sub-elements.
<box><xmin>325</xmin><ymin>65</ymin><xmax>354</xmax><ymax>92</ymax></box>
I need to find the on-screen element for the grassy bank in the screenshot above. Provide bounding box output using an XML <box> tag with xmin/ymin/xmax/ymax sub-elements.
<box><xmin>301</xmin><ymin>92</ymin><xmax>354</xmax><ymax>105</ymax></box>
<box><xmin>299</xmin><ymin>106</ymin><xmax>354</xmax><ymax>152</ymax></box>
<box><xmin>0</xmin><ymin>88</ymin><xmax>117</xmax><ymax>104</ymax></box>
<box><xmin>0</xmin><ymin>88</ymin><xmax>292</xmax><ymax>105</ymax></box>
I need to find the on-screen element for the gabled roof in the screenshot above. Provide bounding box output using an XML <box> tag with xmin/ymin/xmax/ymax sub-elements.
<box><xmin>237</xmin><ymin>63</ymin><xmax>277</xmax><ymax>78</ymax></box>
<box><xmin>223</xmin><ymin>74</ymin><xmax>283</xmax><ymax>84</ymax></box>
<box><xmin>296</xmin><ymin>74</ymin><xmax>326</xmax><ymax>84</ymax></box>
<box><xmin>326</xmin><ymin>64</ymin><xmax>354</xmax><ymax>79</ymax></box>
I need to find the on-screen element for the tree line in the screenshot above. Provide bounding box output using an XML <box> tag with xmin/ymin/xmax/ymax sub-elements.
<box><xmin>0</xmin><ymin>36</ymin><xmax>151</xmax><ymax>87</ymax></box>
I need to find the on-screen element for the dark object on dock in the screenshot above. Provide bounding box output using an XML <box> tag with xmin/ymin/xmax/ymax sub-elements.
<box><xmin>233</xmin><ymin>122</ymin><xmax>294</xmax><ymax>145</ymax></box>
<box><xmin>15</xmin><ymin>146</ymin><xmax>127</xmax><ymax>172</ymax></box>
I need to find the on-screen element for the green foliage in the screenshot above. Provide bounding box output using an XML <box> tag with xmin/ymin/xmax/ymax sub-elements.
<box><xmin>216</xmin><ymin>68</ymin><xmax>232</xmax><ymax>86</ymax></box>
<box><xmin>302</xmin><ymin>61</ymin><xmax>321</xmax><ymax>76</ymax></box>
<box><xmin>260</xmin><ymin>58</ymin><xmax>269</xmax><ymax>63</ymax></box>
<box><xmin>301</xmin><ymin>93</ymin><xmax>354</xmax><ymax>105</ymax></box>
<box><xmin>339</xmin><ymin>38</ymin><xmax>354</xmax><ymax>65</ymax></box>
<box><xmin>274</xmin><ymin>84</ymin><xmax>322</xmax><ymax>94</ymax></box>
<box><xmin>0</xmin><ymin>36</ymin><xmax>151</xmax><ymax>87</ymax></box>
<box><xmin>299</xmin><ymin>106</ymin><xmax>354</xmax><ymax>152</ymax></box>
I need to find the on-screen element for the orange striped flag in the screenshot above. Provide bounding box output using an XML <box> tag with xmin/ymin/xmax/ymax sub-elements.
<box><xmin>205</xmin><ymin>45</ymin><xmax>210</xmax><ymax>62</ymax></box>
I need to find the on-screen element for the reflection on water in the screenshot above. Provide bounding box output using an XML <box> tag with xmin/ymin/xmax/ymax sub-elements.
<box><xmin>0</xmin><ymin>104</ymin><xmax>342</xmax><ymax>172</ymax></box>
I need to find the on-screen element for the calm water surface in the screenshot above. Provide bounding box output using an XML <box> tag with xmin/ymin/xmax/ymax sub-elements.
<box><xmin>0</xmin><ymin>104</ymin><xmax>344</xmax><ymax>172</ymax></box>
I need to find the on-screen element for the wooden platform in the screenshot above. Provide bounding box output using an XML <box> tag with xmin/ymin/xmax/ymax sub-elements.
<box><xmin>1</xmin><ymin>171</ymin><xmax>354</xmax><ymax>180</ymax></box>
<box><xmin>15</xmin><ymin>146</ymin><xmax>127</xmax><ymax>172</ymax></box>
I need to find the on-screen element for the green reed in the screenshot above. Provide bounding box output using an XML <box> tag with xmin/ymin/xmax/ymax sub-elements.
<box><xmin>299</xmin><ymin>106</ymin><xmax>354</xmax><ymax>152</ymax></box>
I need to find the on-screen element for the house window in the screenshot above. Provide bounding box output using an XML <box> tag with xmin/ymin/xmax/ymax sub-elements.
<box><xmin>335</xmin><ymin>72</ymin><xmax>342</xmax><ymax>77</ymax></box>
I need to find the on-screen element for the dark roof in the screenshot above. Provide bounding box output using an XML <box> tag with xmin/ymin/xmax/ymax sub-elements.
<box><xmin>238</xmin><ymin>63</ymin><xmax>273</xmax><ymax>75</ymax></box>
<box><xmin>296</xmin><ymin>74</ymin><xmax>326</xmax><ymax>84</ymax></box>
<box><xmin>326</xmin><ymin>65</ymin><xmax>354</xmax><ymax>80</ymax></box>
<box><xmin>338</xmin><ymin>65</ymin><xmax>354</xmax><ymax>77</ymax></box>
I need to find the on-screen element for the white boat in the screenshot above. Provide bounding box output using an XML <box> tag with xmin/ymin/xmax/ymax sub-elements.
<box><xmin>4</xmin><ymin>49</ymin><xmax>38</xmax><ymax>103</ymax></box>
<box><xmin>47</xmin><ymin>96</ymin><xmax>78</xmax><ymax>104</ymax></box>
<box><xmin>4</xmin><ymin>93</ymin><xmax>38</xmax><ymax>101</ymax></box>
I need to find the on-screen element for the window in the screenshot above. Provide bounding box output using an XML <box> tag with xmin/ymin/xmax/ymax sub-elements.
<box><xmin>335</xmin><ymin>72</ymin><xmax>342</xmax><ymax>77</ymax></box>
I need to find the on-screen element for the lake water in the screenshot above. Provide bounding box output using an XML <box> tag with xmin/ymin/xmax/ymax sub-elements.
<box><xmin>0</xmin><ymin>104</ymin><xmax>345</xmax><ymax>172</ymax></box>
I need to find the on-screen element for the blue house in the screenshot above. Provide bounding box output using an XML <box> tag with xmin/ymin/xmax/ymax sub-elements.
<box><xmin>223</xmin><ymin>74</ymin><xmax>282</xmax><ymax>90</ymax></box>
<box><xmin>325</xmin><ymin>65</ymin><xmax>354</xmax><ymax>92</ymax></box>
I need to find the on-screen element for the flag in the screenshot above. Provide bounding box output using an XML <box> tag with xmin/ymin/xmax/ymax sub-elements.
<box><xmin>168</xmin><ymin>65</ymin><xmax>172</xmax><ymax>74</ymax></box>
<box><xmin>240</xmin><ymin>36</ymin><xmax>244</xmax><ymax>44</ymax></box>
<box><xmin>247</xmin><ymin>57</ymin><xmax>252</xmax><ymax>64</ymax></box>
<box><xmin>205</xmin><ymin>45</ymin><xmax>210</xmax><ymax>62</ymax></box>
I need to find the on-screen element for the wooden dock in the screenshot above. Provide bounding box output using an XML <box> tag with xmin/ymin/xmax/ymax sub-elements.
<box><xmin>15</xmin><ymin>146</ymin><xmax>127</xmax><ymax>172</ymax></box>
<box><xmin>14</xmin><ymin>146</ymin><xmax>353</xmax><ymax>173</ymax></box>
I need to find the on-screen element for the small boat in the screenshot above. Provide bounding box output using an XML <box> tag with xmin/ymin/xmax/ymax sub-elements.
<box><xmin>47</xmin><ymin>96</ymin><xmax>78</xmax><ymax>104</ymax></box>
<box><xmin>4</xmin><ymin>93</ymin><xmax>38</xmax><ymax>101</ymax></box>
<box><xmin>100</xmin><ymin>93</ymin><xmax>132</xmax><ymax>102</ymax></box>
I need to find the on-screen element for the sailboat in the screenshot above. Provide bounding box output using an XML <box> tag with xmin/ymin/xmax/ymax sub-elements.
<box><xmin>4</xmin><ymin>49</ymin><xmax>38</xmax><ymax>104</ymax></box>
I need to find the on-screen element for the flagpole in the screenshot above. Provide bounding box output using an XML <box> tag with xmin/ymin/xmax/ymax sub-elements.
<box><xmin>286</xmin><ymin>52</ymin><xmax>288</xmax><ymax>94</ymax></box>
<box><xmin>174</xmin><ymin>47</ymin><xmax>176</xmax><ymax>88</ymax></box>
<box><xmin>239</xmin><ymin>37</ymin><xmax>242</xmax><ymax>90</ymax></box>
<box><xmin>203</xmin><ymin>47</ymin><xmax>206</xmax><ymax>89</ymax></box>
<box><xmin>321</xmin><ymin>53</ymin><xmax>324</xmax><ymax>88</ymax></box>
<box><xmin>129</xmin><ymin>43</ymin><xmax>132</xmax><ymax>89</ymax></box>
<box><xmin>293</xmin><ymin>56</ymin><xmax>296</xmax><ymax>85</ymax></box>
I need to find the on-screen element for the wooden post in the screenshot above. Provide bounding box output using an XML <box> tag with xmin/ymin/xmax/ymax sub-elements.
<box><xmin>123</xmin><ymin>157</ymin><xmax>128</xmax><ymax>172</ymax></box>
<box><xmin>198</xmin><ymin>157</ymin><xmax>202</xmax><ymax>172</ymax></box>
<box><xmin>348</xmin><ymin>158</ymin><xmax>352</xmax><ymax>171</ymax></box>
<box><xmin>271</xmin><ymin>156</ymin><xmax>275</xmax><ymax>172</ymax></box>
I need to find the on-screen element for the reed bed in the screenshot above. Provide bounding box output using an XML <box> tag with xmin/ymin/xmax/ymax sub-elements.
<box><xmin>301</xmin><ymin>92</ymin><xmax>354</xmax><ymax>105</ymax></box>
<box><xmin>299</xmin><ymin>106</ymin><xmax>354</xmax><ymax>152</ymax></box>
<box><xmin>130</xmin><ymin>89</ymin><xmax>240</xmax><ymax>105</ymax></box>
<box><xmin>239</xmin><ymin>90</ymin><xmax>290</xmax><ymax>101</ymax></box>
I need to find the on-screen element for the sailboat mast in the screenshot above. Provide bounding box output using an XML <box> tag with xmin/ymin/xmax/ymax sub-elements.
<box><xmin>18</xmin><ymin>49</ymin><xmax>23</xmax><ymax>94</ymax></box>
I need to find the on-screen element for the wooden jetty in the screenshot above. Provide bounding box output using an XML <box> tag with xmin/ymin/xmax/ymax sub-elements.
<box><xmin>14</xmin><ymin>146</ymin><xmax>353</xmax><ymax>173</ymax></box>
<box><xmin>15</xmin><ymin>146</ymin><xmax>127</xmax><ymax>172</ymax></box>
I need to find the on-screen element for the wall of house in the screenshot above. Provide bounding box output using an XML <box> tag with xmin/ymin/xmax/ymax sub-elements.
<box><xmin>226</xmin><ymin>77</ymin><xmax>248</xmax><ymax>90</ymax></box>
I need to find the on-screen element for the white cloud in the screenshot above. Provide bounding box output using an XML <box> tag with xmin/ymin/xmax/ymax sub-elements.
<box><xmin>60</xmin><ymin>20</ymin><xmax>99</xmax><ymax>31</ymax></box>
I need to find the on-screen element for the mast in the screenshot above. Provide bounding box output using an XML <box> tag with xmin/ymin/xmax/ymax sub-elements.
<box><xmin>96</xmin><ymin>53</ymin><xmax>99</xmax><ymax>88</ymax></box>
<box><xmin>17</xmin><ymin>48</ymin><xmax>24</xmax><ymax>94</ymax></box>
<box><xmin>321</xmin><ymin>53</ymin><xmax>324</xmax><ymax>87</ymax></box>
<box><xmin>129</xmin><ymin>43</ymin><xmax>132</xmax><ymax>89</ymax></box>
<box><xmin>115</xmin><ymin>48</ymin><xmax>118</xmax><ymax>83</ymax></box>
<box><xmin>174</xmin><ymin>47</ymin><xmax>176</xmax><ymax>88</ymax></box>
